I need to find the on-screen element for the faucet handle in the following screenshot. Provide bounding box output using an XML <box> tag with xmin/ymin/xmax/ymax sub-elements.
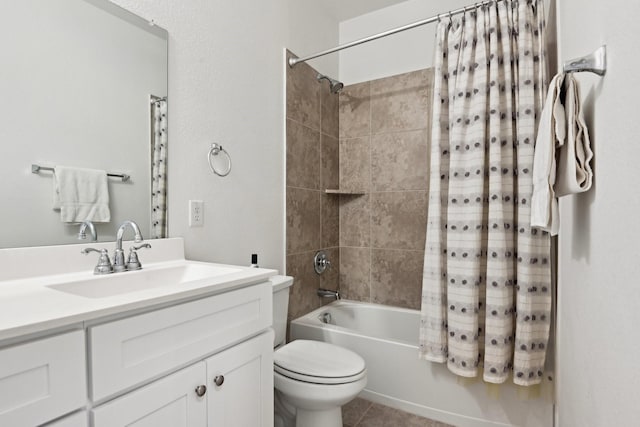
<box><xmin>131</xmin><ymin>243</ymin><xmax>152</xmax><ymax>251</ymax></box>
<box><xmin>81</xmin><ymin>248</ymin><xmax>113</xmax><ymax>275</ymax></box>
<box><xmin>126</xmin><ymin>243</ymin><xmax>151</xmax><ymax>271</ymax></box>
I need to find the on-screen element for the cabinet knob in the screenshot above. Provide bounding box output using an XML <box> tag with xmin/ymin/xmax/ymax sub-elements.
<box><xmin>195</xmin><ymin>384</ymin><xmax>207</xmax><ymax>397</ymax></box>
<box><xmin>214</xmin><ymin>375</ymin><xmax>225</xmax><ymax>386</ymax></box>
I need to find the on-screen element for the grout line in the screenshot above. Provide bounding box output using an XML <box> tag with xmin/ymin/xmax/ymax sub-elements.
<box><xmin>286</xmin><ymin>185</ymin><xmax>323</xmax><ymax>192</ymax></box>
<box><xmin>367</xmin><ymin>189</ymin><xmax>429</xmax><ymax>194</ymax></box>
<box><xmin>371</xmin><ymin>127</ymin><xmax>431</xmax><ymax>137</ymax></box>
<box><xmin>368</xmin><ymin>80</ymin><xmax>373</xmax><ymax>304</ymax></box>
<box><xmin>340</xmin><ymin>126</ymin><xmax>430</xmax><ymax>140</ymax></box>
<box><xmin>353</xmin><ymin>400</ymin><xmax>374</xmax><ymax>427</ymax></box>
<box><xmin>285</xmin><ymin>115</ymin><xmax>321</xmax><ymax>134</ymax></box>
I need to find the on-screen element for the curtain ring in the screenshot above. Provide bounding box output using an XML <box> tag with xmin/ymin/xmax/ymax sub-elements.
<box><xmin>208</xmin><ymin>143</ymin><xmax>232</xmax><ymax>177</ymax></box>
<box><xmin>448</xmin><ymin>10</ymin><xmax>453</xmax><ymax>26</ymax></box>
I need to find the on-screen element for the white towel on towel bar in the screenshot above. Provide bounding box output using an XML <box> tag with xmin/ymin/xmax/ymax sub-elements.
<box><xmin>531</xmin><ymin>73</ymin><xmax>594</xmax><ymax>235</ymax></box>
<box><xmin>531</xmin><ymin>73</ymin><xmax>565</xmax><ymax>236</ymax></box>
<box><xmin>555</xmin><ymin>74</ymin><xmax>594</xmax><ymax>196</ymax></box>
<box><xmin>53</xmin><ymin>166</ymin><xmax>111</xmax><ymax>223</ymax></box>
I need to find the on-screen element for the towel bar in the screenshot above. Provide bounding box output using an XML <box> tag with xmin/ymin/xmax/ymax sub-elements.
<box><xmin>563</xmin><ymin>45</ymin><xmax>606</xmax><ymax>76</ymax></box>
<box><xmin>31</xmin><ymin>164</ymin><xmax>130</xmax><ymax>182</ymax></box>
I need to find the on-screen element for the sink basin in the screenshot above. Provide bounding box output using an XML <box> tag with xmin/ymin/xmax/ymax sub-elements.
<box><xmin>47</xmin><ymin>262</ymin><xmax>242</xmax><ymax>298</ymax></box>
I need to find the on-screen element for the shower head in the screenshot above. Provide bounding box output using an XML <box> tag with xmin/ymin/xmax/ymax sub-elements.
<box><xmin>316</xmin><ymin>73</ymin><xmax>344</xmax><ymax>94</ymax></box>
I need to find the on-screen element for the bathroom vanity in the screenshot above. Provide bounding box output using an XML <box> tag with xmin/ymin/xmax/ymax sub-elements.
<box><xmin>0</xmin><ymin>238</ymin><xmax>275</xmax><ymax>427</ymax></box>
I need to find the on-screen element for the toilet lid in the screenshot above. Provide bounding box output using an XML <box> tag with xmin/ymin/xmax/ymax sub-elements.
<box><xmin>274</xmin><ymin>340</ymin><xmax>366</xmax><ymax>383</ymax></box>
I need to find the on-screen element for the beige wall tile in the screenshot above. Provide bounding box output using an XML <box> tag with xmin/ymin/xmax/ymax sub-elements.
<box><xmin>321</xmin><ymin>193</ymin><xmax>339</xmax><ymax>248</ymax></box>
<box><xmin>286</xmin><ymin>51</ymin><xmax>320</xmax><ymax>131</ymax></box>
<box><xmin>321</xmin><ymin>133</ymin><xmax>339</xmax><ymax>190</ymax></box>
<box><xmin>286</xmin><ymin>251</ymin><xmax>322</xmax><ymax>320</ymax></box>
<box><xmin>339</xmin><ymin>81</ymin><xmax>370</xmax><ymax>139</ymax></box>
<box><xmin>339</xmin><ymin>247</ymin><xmax>371</xmax><ymax>302</ymax></box>
<box><xmin>340</xmin><ymin>137</ymin><xmax>370</xmax><ymax>192</ymax></box>
<box><xmin>371</xmin><ymin>129</ymin><xmax>430</xmax><ymax>191</ymax></box>
<box><xmin>339</xmin><ymin>194</ymin><xmax>370</xmax><ymax>247</ymax></box>
<box><xmin>370</xmin><ymin>69</ymin><xmax>432</xmax><ymax>134</ymax></box>
<box><xmin>371</xmin><ymin>249</ymin><xmax>424</xmax><ymax>310</ymax></box>
<box><xmin>286</xmin><ymin>119</ymin><xmax>320</xmax><ymax>189</ymax></box>
<box><xmin>321</xmin><ymin>85</ymin><xmax>339</xmax><ymax>138</ymax></box>
<box><xmin>286</xmin><ymin>187</ymin><xmax>320</xmax><ymax>254</ymax></box>
<box><xmin>319</xmin><ymin>247</ymin><xmax>340</xmax><ymax>292</ymax></box>
<box><xmin>371</xmin><ymin>191</ymin><xmax>427</xmax><ymax>250</ymax></box>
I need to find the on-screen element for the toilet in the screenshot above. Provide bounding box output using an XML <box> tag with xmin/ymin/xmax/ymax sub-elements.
<box><xmin>270</xmin><ymin>276</ymin><xmax>367</xmax><ymax>427</ymax></box>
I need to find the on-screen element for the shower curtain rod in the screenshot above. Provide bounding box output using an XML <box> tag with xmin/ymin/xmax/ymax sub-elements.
<box><xmin>289</xmin><ymin>0</ymin><xmax>505</xmax><ymax>67</ymax></box>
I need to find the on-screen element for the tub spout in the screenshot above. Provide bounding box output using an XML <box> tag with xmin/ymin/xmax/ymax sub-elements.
<box><xmin>317</xmin><ymin>288</ymin><xmax>341</xmax><ymax>300</ymax></box>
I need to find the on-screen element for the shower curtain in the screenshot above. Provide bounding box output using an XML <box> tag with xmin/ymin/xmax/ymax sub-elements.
<box><xmin>419</xmin><ymin>0</ymin><xmax>551</xmax><ymax>386</ymax></box>
<box><xmin>151</xmin><ymin>98</ymin><xmax>168</xmax><ymax>239</ymax></box>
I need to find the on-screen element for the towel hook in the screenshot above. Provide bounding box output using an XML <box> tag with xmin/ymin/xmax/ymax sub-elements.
<box><xmin>208</xmin><ymin>143</ymin><xmax>232</xmax><ymax>177</ymax></box>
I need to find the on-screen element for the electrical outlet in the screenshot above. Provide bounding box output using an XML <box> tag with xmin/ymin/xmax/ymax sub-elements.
<box><xmin>189</xmin><ymin>200</ymin><xmax>204</xmax><ymax>227</ymax></box>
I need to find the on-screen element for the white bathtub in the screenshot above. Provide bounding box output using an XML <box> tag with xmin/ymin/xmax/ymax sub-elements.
<box><xmin>291</xmin><ymin>300</ymin><xmax>553</xmax><ymax>427</ymax></box>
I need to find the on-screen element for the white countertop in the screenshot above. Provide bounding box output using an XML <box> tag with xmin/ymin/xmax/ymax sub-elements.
<box><xmin>0</xmin><ymin>238</ymin><xmax>277</xmax><ymax>343</ymax></box>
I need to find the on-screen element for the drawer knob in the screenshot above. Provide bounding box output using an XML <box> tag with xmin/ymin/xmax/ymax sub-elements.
<box><xmin>214</xmin><ymin>375</ymin><xmax>225</xmax><ymax>386</ymax></box>
<box><xmin>195</xmin><ymin>384</ymin><xmax>207</xmax><ymax>397</ymax></box>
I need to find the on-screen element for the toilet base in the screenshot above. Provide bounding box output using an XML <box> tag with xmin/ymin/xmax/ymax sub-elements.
<box><xmin>275</xmin><ymin>390</ymin><xmax>344</xmax><ymax>427</ymax></box>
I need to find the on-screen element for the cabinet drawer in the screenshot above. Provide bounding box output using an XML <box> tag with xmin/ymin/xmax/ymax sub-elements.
<box><xmin>89</xmin><ymin>282</ymin><xmax>271</xmax><ymax>401</ymax></box>
<box><xmin>0</xmin><ymin>330</ymin><xmax>86</xmax><ymax>427</ymax></box>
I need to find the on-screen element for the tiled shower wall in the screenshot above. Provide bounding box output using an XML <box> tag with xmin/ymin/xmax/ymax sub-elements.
<box><xmin>285</xmin><ymin>51</ymin><xmax>340</xmax><ymax>323</ymax></box>
<box><xmin>338</xmin><ymin>69</ymin><xmax>434</xmax><ymax>310</ymax></box>
<box><xmin>286</xmin><ymin>60</ymin><xmax>435</xmax><ymax>320</ymax></box>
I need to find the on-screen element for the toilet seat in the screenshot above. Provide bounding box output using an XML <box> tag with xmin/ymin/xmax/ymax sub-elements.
<box><xmin>274</xmin><ymin>340</ymin><xmax>366</xmax><ymax>385</ymax></box>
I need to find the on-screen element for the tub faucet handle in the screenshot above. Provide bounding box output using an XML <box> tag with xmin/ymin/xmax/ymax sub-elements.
<box><xmin>314</xmin><ymin>250</ymin><xmax>331</xmax><ymax>274</ymax></box>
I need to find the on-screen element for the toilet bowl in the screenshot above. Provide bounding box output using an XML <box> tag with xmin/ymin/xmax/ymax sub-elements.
<box><xmin>270</xmin><ymin>276</ymin><xmax>367</xmax><ymax>427</ymax></box>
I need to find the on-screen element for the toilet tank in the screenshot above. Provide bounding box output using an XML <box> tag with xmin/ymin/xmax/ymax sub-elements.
<box><xmin>270</xmin><ymin>275</ymin><xmax>294</xmax><ymax>348</ymax></box>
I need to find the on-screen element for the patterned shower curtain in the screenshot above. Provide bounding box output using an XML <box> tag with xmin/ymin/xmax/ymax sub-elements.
<box><xmin>151</xmin><ymin>98</ymin><xmax>168</xmax><ymax>239</ymax></box>
<box><xmin>419</xmin><ymin>0</ymin><xmax>551</xmax><ymax>386</ymax></box>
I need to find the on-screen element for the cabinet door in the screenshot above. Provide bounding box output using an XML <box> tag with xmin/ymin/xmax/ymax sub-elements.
<box><xmin>92</xmin><ymin>363</ymin><xmax>207</xmax><ymax>427</ymax></box>
<box><xmin>206</xmin><ymin>331</ymin><xmax>274</xmax><ymax>427</ymax></box>
<box><xmin>0</xmin><ymin>330</ymin><xmax>86</xmax><ymax>427</ymax></box>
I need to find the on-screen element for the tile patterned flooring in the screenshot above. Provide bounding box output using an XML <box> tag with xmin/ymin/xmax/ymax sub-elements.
<box><xmin>343</xmin><ymin>398</ymin><xmax>455</xmax><ymax>427</ymax></box>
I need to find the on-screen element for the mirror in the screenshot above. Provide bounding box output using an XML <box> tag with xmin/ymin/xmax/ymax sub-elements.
<box><xmin>0</xmin><ymin>0</ymin><xmax>168</xmax><ymax>249</ymax></box>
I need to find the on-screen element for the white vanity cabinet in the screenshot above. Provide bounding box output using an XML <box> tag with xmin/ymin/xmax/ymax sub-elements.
<box><xmin>88</xmin><ymin>281</ymin><xmax>274</xmax><ymax>427</ymax></box>
<box><xmin>91</xmin><ymin>331</ymin><xmax>273</xmax><ymax>427</ymax></box>
<box><xmin>0</xmin><ymin>238</ymin><xmax>277</xmax><ymax>427</ymax></box>
<box><xmin>88</xmin><ymin>282</ymin><xmax>272</xmax><ymax>402</ymax></box>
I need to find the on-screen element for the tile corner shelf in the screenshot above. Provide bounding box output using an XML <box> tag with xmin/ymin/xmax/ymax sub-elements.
<box><xmin>325</xmin><ymin>189</ymin><xmax>367</xmax><ymax>195</ymax></box>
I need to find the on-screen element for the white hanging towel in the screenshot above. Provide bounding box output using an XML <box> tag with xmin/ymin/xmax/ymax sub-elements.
<box><xmin>555</xmin><ymin>74</ymin><xmax>594</xmax><ymax>196</ymax></box>
<box><xmin>52</xmin><ymin>166</ymin><xmax>111</xmax><ymax>223</ymax></box>
<box><xmin>531</xmin><ymin>73</ymin><xmax>566</xmax><ymax>236</ymax></box>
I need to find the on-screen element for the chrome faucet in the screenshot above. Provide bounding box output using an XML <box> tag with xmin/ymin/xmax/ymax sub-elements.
<box><xmin>77</xmin><ymin>220</ymin><xmax>97</xmax><ymax>241</ymax></box>
<box><xmin>82</xmin><ymin>247</ymin><xmax>113</xmax><ymax>274</ymax></box>
<box><xmin>113</xmin><ymin>220</ymin><xmax>143</xmax><ymax>272</ymax></box>
<box><xmin>317</xmin><ymin>288</ymin><xmax>341</xmax><ymax>300</ymax></box>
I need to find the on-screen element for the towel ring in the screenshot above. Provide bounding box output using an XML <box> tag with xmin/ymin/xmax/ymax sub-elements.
<box><xmin>208</xmin><ymin>143</ymin><xmax>232</xmax><ymax>177</ymax></box>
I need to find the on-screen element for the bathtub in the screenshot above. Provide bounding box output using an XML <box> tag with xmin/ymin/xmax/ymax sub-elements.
<box><xmin>291</xmin><ymin>300</ymin><xmax>553</xmax><ymax>427</ymax></box>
